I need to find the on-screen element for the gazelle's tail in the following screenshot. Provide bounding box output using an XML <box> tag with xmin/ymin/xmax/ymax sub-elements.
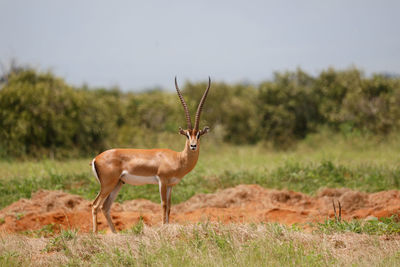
<box><xmin>91</xmin><ymin>159</ymin><xmax>101</xmax><ymax>184</ymax></box>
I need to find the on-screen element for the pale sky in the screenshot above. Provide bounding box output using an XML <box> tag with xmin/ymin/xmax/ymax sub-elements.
<box><xmin>1</xmin><ymin>0</ymin><xmax>399</xmax><ymax>91</ymax></box>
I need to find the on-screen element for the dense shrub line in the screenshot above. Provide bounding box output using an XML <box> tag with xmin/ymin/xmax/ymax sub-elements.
<box><xmin>0</xmin><ymin>67</ymin><xmax>399</xmax><ymax>158</ymax></box>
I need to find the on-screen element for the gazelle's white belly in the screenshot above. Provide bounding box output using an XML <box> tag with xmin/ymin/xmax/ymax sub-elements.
<box><xmin>120</xmin><ymin>170</ymin><xmax>159</xmax><ymax>185</ymax></box>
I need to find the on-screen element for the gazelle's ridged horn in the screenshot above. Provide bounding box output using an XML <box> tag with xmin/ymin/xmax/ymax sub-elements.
<box><xmin>175</xmin><ymin>76</ymin><xmax>192</xmax><ymax>129</ymax></box>
<box><xmin>194</xmin><ymin>77</ymin><xmax>211</xmax><ymax>130</ymax></box>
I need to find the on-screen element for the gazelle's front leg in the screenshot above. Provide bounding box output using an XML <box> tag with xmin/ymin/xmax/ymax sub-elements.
<box><xmin>166</xmin><ymin>186</ymin><xmax>172</xmax><ymax>223</ymax></box>
<box><xmin>158</xmin><ymin>180</ymin><xmax>168</xmax><ymax>224</ymax></box>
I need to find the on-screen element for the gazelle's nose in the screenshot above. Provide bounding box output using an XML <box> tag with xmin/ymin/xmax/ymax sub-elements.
<box><xmin>190</xmin><ymin>144</ymin><xmax>197</xmax><ymax>150</ymax></box>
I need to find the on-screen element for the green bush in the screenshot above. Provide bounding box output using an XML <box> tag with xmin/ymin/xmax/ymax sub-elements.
<box><xmin>0</xmin><ymin>70</ymin><xmax>121</xmax><ymax>158</ymax></box>
<box><xmin>1</xmin><ymin>66</ymin><xmax>400</xmax><ymax>158</ymax></box>
<box><xmin>258</xmin><ymin>69</ymin><xmax>321</xmax><ymax>147</ymax></box>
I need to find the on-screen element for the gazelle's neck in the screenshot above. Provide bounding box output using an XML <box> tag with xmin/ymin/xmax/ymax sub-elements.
<box><xmin>179</xmin><ymin>140</ymin><xmax>200</xmax><ymax>174</ymax></box>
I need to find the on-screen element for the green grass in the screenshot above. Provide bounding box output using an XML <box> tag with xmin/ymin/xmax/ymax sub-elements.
<box><xmin>1</xmin><ymin>223</ymin><xmax>400</xmax><ymax>266</ymax></box>
<box><xmin>0</xmin><ymin>134</ymin><xmax>400</xmax><ymax>209</ymax></box>
<box><xmin>0</xmin><ymin>159</ymin><xmax>399</xmax><ymax>210</ymax></box>
<box><xmin>2</xmin><ymin>134</ymin><xmax>400</xmax><ymax>266</ymax></box>
<box><xmin>315</xmin><ymin>215</ymin><xmax>400</xmax><ymax>235</ymax></box>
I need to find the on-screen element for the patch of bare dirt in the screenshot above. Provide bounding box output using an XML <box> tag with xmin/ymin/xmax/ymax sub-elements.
<box><xmin>1</xmin><ymin>185</ymin><xmax>399</xmax><ymax>233</ymax></box>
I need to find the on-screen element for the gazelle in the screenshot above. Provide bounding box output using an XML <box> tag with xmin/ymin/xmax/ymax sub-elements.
<box><xmin>91</xmin><ymin>77</ymin><xmax>211</xmax><ymax>233</ymax></box>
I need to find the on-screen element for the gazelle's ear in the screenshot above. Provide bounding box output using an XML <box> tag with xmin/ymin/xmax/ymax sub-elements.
<box><xmin>199</xmin><ymin>126</ymin><xmax>210</xmax><ymax>136</ymax></box>
<box><xmin>179</xmin><ymin>127</ymin><xmax>187</xmax><ymax>136</ymax></box>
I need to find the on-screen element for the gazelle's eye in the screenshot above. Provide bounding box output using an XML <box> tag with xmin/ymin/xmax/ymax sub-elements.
<box><xmin>196</xmin><ymin>133</ymin><xmax>200</xmax><ymax>139</ymax></box>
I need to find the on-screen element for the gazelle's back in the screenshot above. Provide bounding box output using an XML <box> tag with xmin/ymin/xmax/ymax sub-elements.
<box><xmin>95</xmin><ymin>148</ymin><xmax>178</xmax><ymax>177</ymax></box>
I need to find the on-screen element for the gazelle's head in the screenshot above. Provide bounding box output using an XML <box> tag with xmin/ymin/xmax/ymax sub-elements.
<box><xmin>175</xmin><ymin>76</ymin><xmax>210</xmax><ymax>151</ymax></box>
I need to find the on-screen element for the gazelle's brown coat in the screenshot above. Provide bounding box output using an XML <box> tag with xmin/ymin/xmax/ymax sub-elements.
<box><xmin>91</xmin><ymin>77</ymin><xmax>210</xmax><ymax>233</ymax></box>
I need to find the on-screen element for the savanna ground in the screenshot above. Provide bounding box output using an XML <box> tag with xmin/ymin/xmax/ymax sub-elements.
<box><xmin>1</xmin><ymin>133</ymin><xmax>400</xmax><ymax>266</ymax></box>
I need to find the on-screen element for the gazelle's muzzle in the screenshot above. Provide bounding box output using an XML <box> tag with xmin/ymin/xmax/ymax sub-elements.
<box><xmin>190</xmin><ymin>144</ymin><xmax>197</xmax><ymax>151</ymax></box>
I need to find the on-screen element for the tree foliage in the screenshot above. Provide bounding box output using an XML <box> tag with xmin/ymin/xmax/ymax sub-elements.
<box><xmin>0</xmin><ymin>67</ymin><xmax>399</xmax><ymax>158</ymax></box>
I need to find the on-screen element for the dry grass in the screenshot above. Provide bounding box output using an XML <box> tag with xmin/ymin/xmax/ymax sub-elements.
<box><xmin>1</xmin><ymin>223</ymin><xmax>400</xmax><ymax>266</ymax></box>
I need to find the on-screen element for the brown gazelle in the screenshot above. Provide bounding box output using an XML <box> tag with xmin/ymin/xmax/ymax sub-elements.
<box><xmin>91</xmin><ymin>77</ymin><xmax>211</xmax><ymax>233</ymax></box>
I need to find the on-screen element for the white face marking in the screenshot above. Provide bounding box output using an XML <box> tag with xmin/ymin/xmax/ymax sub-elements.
<box><xmin>120</xmin><ymin>170</ymin><xmax>159</xmax><ymax>185</ymax></box>
<box><xmin>189</xmin><ymin>133</ymin><xmax>198</xmax><ymax>151</ymax></box>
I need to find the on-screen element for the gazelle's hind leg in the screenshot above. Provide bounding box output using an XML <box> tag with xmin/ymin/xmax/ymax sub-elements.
<box><xmin>92</xmin><ymin>183</ymin><xmax>118</xmax><ymax>233</ymax></box>
<box><xmin>101</xmin><ymin>180</ymin><xmax>123</xmax><ymax>233</ymax></box>
<box><xmin>92</xmin><ymin>192</ymin><xmax>102</xmax><ymax>232</ymax></box>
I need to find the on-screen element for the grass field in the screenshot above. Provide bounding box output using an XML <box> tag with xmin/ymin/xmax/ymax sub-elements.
<box><xmin>0</xmin><ymin>133</ymin><xmax>399</xmax><ymax>210</ymax></box>
<box><xmin>1</xmin><ymin>133</ymin><xmax>400</xmax><ymax>266</ymax></box>
<box><xmin>1</xmin><ymin>222</ymin><xmax>400</xmax><ymax>266</ymax></box>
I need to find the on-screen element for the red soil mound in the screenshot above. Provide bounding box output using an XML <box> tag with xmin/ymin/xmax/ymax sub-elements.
<box><xmin>1</xmin><ymin>185</ymin><xmax>399</xmax><ymax>233</ymax></box>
